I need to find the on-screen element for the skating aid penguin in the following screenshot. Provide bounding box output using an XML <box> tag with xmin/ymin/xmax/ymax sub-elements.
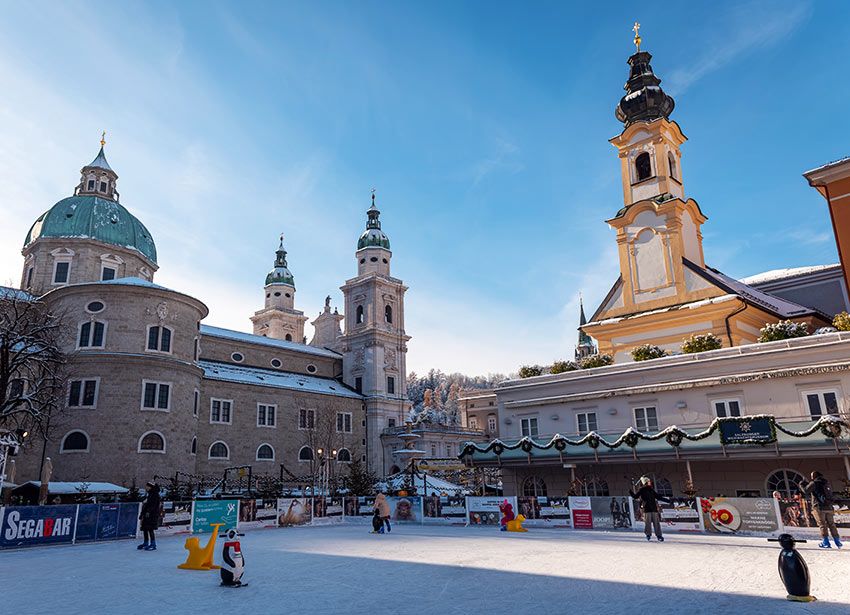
<box><xmin>772</xmin><ymin>534</ymin><xmax>815</xmax><ymax>602</ymax></box>
<box><xmin>219</xmin><ymin>529</ymin><xmax>246</xmax><ymax>587</ymax></box>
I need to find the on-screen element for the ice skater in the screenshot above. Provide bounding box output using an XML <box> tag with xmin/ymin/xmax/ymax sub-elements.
<box><xmin>137</xmin><ymin>481</ymin><xmax>161</xmax><ymax>551</ymax></box>
<box><xmin>374</xmin><ymin>493</ymin><xmax>391</xmax><ymax>533</ymax></box>
<box><xmin>629</xmin><ymin>476</ymin><xmax>670</xmax><ymax>542</ymax></box>
<box><xmin>799</xmin><ymin>471</ymin><xmax>843</xmax><ymax>549</ymax></box>
<box><xmin>370</xmin><ymin>508</ymin><xmax>384</xmax><ymax>534</ymax></box>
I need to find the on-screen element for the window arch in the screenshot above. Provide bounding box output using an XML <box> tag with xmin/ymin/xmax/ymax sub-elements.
<box><xmin>766</xmin><ymin>469</ymin><xmax>806</xmax><ymax>499</ymax></box>
<box><xmin>191</xmin><ymin>436</ymin><xmax>197</xmax><ymax>455</ymax></box>
<box><xmin>78</xmin><ymin>320</ymin><xmax>106</xmax><ymax>348</ymax></box>
<box><xmin>635</xmin><ymin>152</ymin><xmax>652</xmax><ymax>182</ymax></box>
<box><xmin>60</xmin><ymin>430</ymin><xmax>90</xmax><ymax>453</ymax></box>
<box><xmin>581</xmin><ymin>477</ymin><xmax>610</xmax><ymax>497</ymax></box>
<box><xmin>298</xmin><ymin>445</ymin><xmax>314</xmax><ymax>461</ymax></box>
<box><xmin>336</xmin><ymin>448</ymin><xmax>352</xmax><ymax>463</ymax></box>
<box><xmin>356</xmin><ymin>305</ymin><xmax>364</xmax><ymax>324</ymax></box>
<box><xmin>385</xmin><ymin>305</ymin><xmax>393</xmax><ymax>324</ymax></box>
<box><xmin>146</xmin><ymin>325</ymin><xmax>172</xmax><ymax>353</ymax></box>
<box><xmin>522</xmin><ymin>476</ymin><xmax>547</xmax><ymax>497</ymax></box>
<box><xmin>256</xmin><ymin>443</ymin><xmax>275</xmax><ymax>461</ymax></box>
<box><xmin>285</xmin><ymin>334</ymin><xmax>292</xmax><ymax>342</ymax></box>
<box><xmin>209</xmin><ymin>440</ymin><xmax>230</xmax><ymax>460</ymax></box>
<box><xmin>138</xmin><ymin>431</ymin><xmax>166</xmax><ymax>454</ymax></box>
<box><xmin>668</xmin><ymin>151</ymin><xmax>677</xmax><ymax>180</ymax></box>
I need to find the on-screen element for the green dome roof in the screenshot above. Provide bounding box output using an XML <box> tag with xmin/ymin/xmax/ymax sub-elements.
<box><xmin>357</xmin><ymin>228</ymin><xmax>391</xmax><ymax>250</ymax></box>
<box><xmin>24</xmin><ymin>195</ymin><xmax>157</xmax><ymax>264</ymax></box>
<box><xmin>265</xmin><ymin>237</ymin><xmax>295</xmax><ymax>287</ymax></box>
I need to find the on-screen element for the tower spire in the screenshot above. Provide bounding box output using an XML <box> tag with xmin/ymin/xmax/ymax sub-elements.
<box><xmin>275</xmin><ymin>233</ymin><xmax>288</xmax><ymax>267</ymax></box>
<box><xmin>100</xmin><ymin>130</ymin><xmax>106</xmax><ymax>148</ymax></box>
<box><xmin>614</xmin><ymin>24</ymin><xmax>675</xmax><ymax>127</ymax></box>
<box><xmin>632</xmin><ymin>21</ymin><xmax>641</xmax><ymax>52</ymax></box>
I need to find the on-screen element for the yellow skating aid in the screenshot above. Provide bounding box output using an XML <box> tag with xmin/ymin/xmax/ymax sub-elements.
<box><xmin>178</xmin><ymin>523</ymin><xmax>223</xmax><ymax>570</ymax></box>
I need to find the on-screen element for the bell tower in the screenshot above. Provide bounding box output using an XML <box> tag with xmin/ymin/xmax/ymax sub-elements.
<box><xmin>339</xmin><ymin>193</ymin><xmax>411</xmax><ymax>473</ymax></box>
<box><xmin>250</xmin><ymin>235</ymin><xmax>308</xmax><ymax>342</ymax></box>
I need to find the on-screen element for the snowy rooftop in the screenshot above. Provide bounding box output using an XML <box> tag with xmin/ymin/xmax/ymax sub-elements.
<box><xmin>0</xmin><ymin>285</ymin><xmax>36</xmax><ymax>301</ymax></box>
<box><xmin>588</xmin><ymin>294</ymin><xmax>738</xmax><ymax>326</ymax></box>
<box><xmin>199</xmin><ymin>360</ymin><xmax>361</xmax><ymax>399</ymax></box>
<box><xmin>201</xmin><ymin>325</ymin><xmax>341</xmax><ymax>359</ymax></box>
<box><xmin>15</xmin><ymin>481</ymin><xmax>128</xmax><ymax>494</ymax></box>
<box><xmin>94</xmin><ymin>276</ymin><xmax>171</xmax><ymax>290</ymax></box>
<box><xmin>739</xmin><ymin>264</ymin><xmax>840</xmax><ymax>286</ymax></box>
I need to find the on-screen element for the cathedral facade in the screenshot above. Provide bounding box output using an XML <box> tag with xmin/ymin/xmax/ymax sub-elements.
<box><xmin>10</xmin><ymin>141</ymin><xmax>410</xmax><ymax>487</ymax></box>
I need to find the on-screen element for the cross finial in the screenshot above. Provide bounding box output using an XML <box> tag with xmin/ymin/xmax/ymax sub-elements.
<box><xmin>371</xmin><ymin>187</ymin><xmax>376</xmax><ymax>206</ymax></box>
<box><xmin>100</xmin><ymin>130</ymin><xmax>106</xmax><ymax>148</ymax></box>
<box><xmin>632</xmin><ymin>22</ymin><xmax>641</xmax><ymax>51</ymax></box>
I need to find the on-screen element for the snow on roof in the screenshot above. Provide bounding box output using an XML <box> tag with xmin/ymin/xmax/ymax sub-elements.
<box><xmin>18</xmin><ymin>481</ymin><xmax>128</xmax><ymax>494</ymax></box>
<box><xmin>587</xmin><ymin>294</ymin><xmax>738</xmax><ymax>326</ymax></box>
<box><xmin>739</xmin><ymin>264</ymin><xmax>840</xmax><ymax>286</ymax></box>
<box><xmin>200</xmin><ymin>359</ymin><xmax>361</xmax><ymax>399</ymax></box>
<box><xmin>94</xmin><ymin>277</ymin><xmax>171</xmax><ymax>290</ymax></box>
<box><xmin>200</xmin><ymin>324</ymin><xmax>341</xmax><ymax>358</ymax></box>
<box><xmin>0</xmin><ymin>285</ymin><xmax>36</xmax><ymax>301</ymax></box>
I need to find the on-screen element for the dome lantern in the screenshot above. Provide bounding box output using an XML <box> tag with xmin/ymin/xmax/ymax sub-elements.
<box><xmin>357</xmin><ymin>191</ymin><xmax>391</xmax><ymax>250</ymax></box>
<box><xmin>265</xmin><ymin>234</ymin><xmax>295</xmax><ymax>287</ymax></box>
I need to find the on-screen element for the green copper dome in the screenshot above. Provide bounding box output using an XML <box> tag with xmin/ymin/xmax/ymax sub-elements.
<box><xmin>24</xmin><ymin>195</ymin><xmax>157</xmax><ymax>264</ymax></box>
<box><xmin>357</xmin><ymin>197</ymin><xmax>390</xmax><ymax>250</ymax></box>
<box><xmin>265</xmin><ymin>237</ymin><xmax>295</xmax><ymax>287</ymax></box>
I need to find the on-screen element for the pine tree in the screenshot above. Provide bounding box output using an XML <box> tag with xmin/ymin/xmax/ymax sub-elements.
<box><xmin>342</xmin><ymin>458</ymin><xmax>378</xmax><ymax>496</ymax></box>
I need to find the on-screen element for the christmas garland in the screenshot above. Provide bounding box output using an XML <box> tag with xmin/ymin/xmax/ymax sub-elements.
<box><xmin>459</xmin><ymin>415</ymin><xmax>848</xmax><ymax>458</ymax></box>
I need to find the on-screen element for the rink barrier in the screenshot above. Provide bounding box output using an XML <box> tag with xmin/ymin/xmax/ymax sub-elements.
<box><xmin>1</xmin><ymin>494</ymin><xmax>845</xmax><ymax>550</ymax></box>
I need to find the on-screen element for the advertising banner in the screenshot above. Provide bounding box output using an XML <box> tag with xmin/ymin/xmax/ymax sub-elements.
<box><xmin>192</xmin><ymin>499</ymin><xmax>239</xmax><ymax>534</ymax></box>
<box><xmin>160</xmin><ymin>501</ymin><xmax>193</xmax><ymax>535</ymax></box>
<box><xmin>467</xmin><ymin>496</ymin><xmax>516</xmax><ymax>526</ymax></box>
<box><xmin>423</xmin><ymin>494</ymin><xmax>468</xmax><ymax>524</ymax></box>
<box><xmin>775</xmin><ymin>495</ymin><xmax>850</xmax><ymax>533</ymax></box>
<box><xmin>517</xmin><ymin>496</ymin><xmax>572</xmax><ymax>528</ymax></box>
<box><xmin>569</xmin><ymin>496</ymin><xmax>593</xmax><ymax>529</ymax></box>
<box><xmin>700</xmin><ymin>496</ymin><xmax>781</xmax><ymax>536</ymax></box>
<box><xmin>312</xmin><ymin>497</ymin><xmax>344</xmax><ymax>525</ymax></box>
<box><xmin>386</xmin><ymin>496</ymin><xmax>422</xmax><ymax>524</ymax></box>
<box><xmin>349</xmin><ymin>496</ymin><xmax>377</xmax><ymax>523</ymax></box>
<box><xmin>237</xmin><ymin>499</ymin><xmax>278</xmax><ymax>530</ymax></box>
<box><xmin>629</xmin><ymin>497</ymin><xmax>701</xmax><ymax>532</ymax></box>
<box><xmin>0</xmin><ymin>505</ymin><xmax>77</xmax><ymax>549</ymax></box>
<box><xmin>75</xmin><ymin>503</ymin><xmax>139</xmax><ymax>542</ymax></box>
<box><xmin>590</xmin><ymin>496</ymin><xmax>634</xmax><ymax>530</ymax></box>
<box><xmin>277</xmin><ymin>497</ymin><xmax>312</xmax><ymax>526</ymax></box>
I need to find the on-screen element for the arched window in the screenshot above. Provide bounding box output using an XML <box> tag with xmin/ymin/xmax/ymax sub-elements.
<box><xmin>256</xmin><ymin>443</ymin><xmax>275</xmax><ymax>461</ymax></box>
<box><xmin>635</xmin><ymin>152</ymin><xmax>652</xmax><ymax>182</ymax></box>
<box><xmin>298</xmin><ymin>445</ymin><xmax>313</xmax><ymax>461</ymax></box>
<box><xmin>581</xmin><ymin>477</ymin><xmax>610</xmax><ymax>497</ymax></box>
<box><xmin>654</xmin><ymin>477</ymin><xmax>673</xmax><ymax>498</ymax></box>
<box><xmin>385</xmin><ymin>305</ymin><xmax>393</xmax><ymax>324</ymax></box>
<box><xmin>389</xmin><ymin>465</ymin><xmax>401</xmax><ymax>474</ymax></box>
<box><xmin>522</xmin><ymin>476</ymin><xmax>547</xmax><ymax>497</ymax></box>
<box><xmin>766</xmin><ymin>469</ymin><xmax>806</xmax><ymax>499</ymax></box>
<box><xmin>209</xmin><ymin>441</ymin><xmax>230</xmax><ymax>460</ymax></box>
<box><xmin>60</xmin><ymin>430</ymin><xmax>90</xmax><ymax>453</ymax></box>
<box><xmin>285</xmin><ymin>334</ymin><xmax>292</xmax><ymax>341</ymax></box>
<box><xmin>146</xmin><ymin>325</ymin><xmax>172</xmax><ymax>353</ymax></box>
<box><xmin>191</xmin><ymin>436</ymin><xmax>197</xmax><ymax>455</ymax></box>
<box><xmin>138</xmin><ymin>431</ymin><xmax>166</xmax><ymax>453</ymax></box>
<box><xmin>668</xmin><ymin>152</ymin><xmax>677</xmax><ymax>180</ymax></box>
<box><xmin>356</xmin><ymin>305</ymin><xmax>364</xmax><ymax>324</ymax></box>
<box><xmin>78</xmin><ymin>321</ymin><xmax>106</xmax><ymax>348</ymax></box>
<box><xmin>337</xmin><ymin>448</ymin><xmax>352</xmax><ymax>462</ymax></box>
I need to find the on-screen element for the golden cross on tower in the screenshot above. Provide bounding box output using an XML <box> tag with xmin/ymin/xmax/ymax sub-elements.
<box><xmin>100</xmin><ymin>130</ymin><xmax>106</xmax><ymax>148</ymax></box>
<box><xmin>632</xmin><ymin>21</ymin><xmax>642</xmax><ymax>52</ymax></box>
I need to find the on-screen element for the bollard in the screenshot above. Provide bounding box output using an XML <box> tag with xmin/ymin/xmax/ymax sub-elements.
<box><xmin>768</xmin><ymin>534</ymin><xmax>815</xmax><ymax>602</ymax></box>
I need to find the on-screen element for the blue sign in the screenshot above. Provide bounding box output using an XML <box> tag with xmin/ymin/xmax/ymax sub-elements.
<box><xmin>73</xmin><ymin>503</ymin><xmax>140</xmax><ymax>542</ymax></box>
<box><xmin>192</xmin><ymin>500</ymin><xmax>238</xmax><ymax>534</ymax></box>
<box><xmin>718</xmin><ymin>417</ymin><xmax>775</xmax><ymax>445</ymax></box>
<box><xmin>0</xmin><ymin>505</ymin><xmax>77</xmax><ymax>549</ymax></box>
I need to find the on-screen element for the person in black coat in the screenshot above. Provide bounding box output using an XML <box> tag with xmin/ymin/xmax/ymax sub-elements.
<box><xmin>629</xmin><ymin>476</ymin><xmax>671</xmax><ymax>541</ymax></box>
<box><xmin>138</xmin><ymin>482</ymin><xmax>162</xmax><ymax>551</ymax></box>
<box><xmin>799</xmin><ymin>471</ymin><xmax>842</xmax><ymax>549</ymax></box>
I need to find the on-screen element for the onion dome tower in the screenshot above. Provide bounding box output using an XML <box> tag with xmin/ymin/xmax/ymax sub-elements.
<box><xmin>575</xmin><ymin>295</ymin><xmax>597</xmax><ymax>361</ymax></box>
<box><xmin>614</xmin><ymin>24</ymin><xmax>675</xmax><ymax>127</ymax></box>
<box><xmin>250</xmin><ymin>235</ymin><xmax>308</xmax><ymax>343</ymax></box>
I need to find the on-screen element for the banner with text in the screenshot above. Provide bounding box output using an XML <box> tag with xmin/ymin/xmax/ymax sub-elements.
<box><xmin>160</xmin><ymin>501</ymin><xmax>193</xmax><ymax>535</ymax></box>
<box><xmin>237</xmin><ymin>499</ymin><xmax>278</xmax><ymax>530</ymax></box>
<box><xmin>517</xmin><ymin>496</ymin><xmax>572</xmax><ymax>528</ymax></box>
<box><xmin>466</xmin><ymin>496</ymin><xmax>516</xmax><ymax>526</ymax></box>
<box><xmin>74</xmin><ymin>503</ymin><xmax>139</xmax><ymax>542</ymax></box>
<box><xmin>192</xmin><ymin>500</ymin><xmax>239</xmax><ymax>534</ymax></box>
<box><xmin>700</xmin><ymin>496</ymin><xmax>781</xmax><ymax>536</ymax></box>
<box><xmin>0</xmin><ymin>505</ymin><xmax>77</xmax><ymax>549</ymax></box>
<box><xmin>277</xmin><ymin>497</ymin><xmax>312</xmax><ymax>526</ymax></box>
<box><xmin>312</xmin><ymin>496</ymin><xmax>344</xmax><ymax>525</ymax></box>
<box><xmin>423</xmin><ymin>495</ymin><xmax>468</xmax><ymax>524</ymax></box>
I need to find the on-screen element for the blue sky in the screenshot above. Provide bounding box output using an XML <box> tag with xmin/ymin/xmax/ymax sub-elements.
<box><xmin>0</xmin><ymin>1</ymin><xmax>848</xmax><ymax>375</ymax></box>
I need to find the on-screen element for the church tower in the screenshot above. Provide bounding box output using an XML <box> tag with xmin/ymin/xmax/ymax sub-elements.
<box><xmin>338</xmin><ymin>193</ymin><xmax>411</xmax><ymax>473</ymax></box>
<box><xmin>250</xmin><ymin>236</ymin><xmax>308</xmax><ymax>342</ymax></box>
<box><xmin>309</xmin><ymin>296</ymin><xmax>344</xmax><ymax>350</ymax></box>
<box><xmin>574</xmin><ymin>296</ymin><xmax>597</xmax><ymax>361</ymax></box>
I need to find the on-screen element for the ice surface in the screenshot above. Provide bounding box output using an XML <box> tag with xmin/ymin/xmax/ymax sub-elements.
<box><xmin>1</xmin><ymin>524</ymin><xmax>848</xmax><ymax>614</ymax></box>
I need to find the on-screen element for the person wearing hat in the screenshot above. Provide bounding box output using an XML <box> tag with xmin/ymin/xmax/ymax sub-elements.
<box><xmin>629</xmin><ymin>476</ymin><xmax>671</xmax><ymax>542</ymax></box>
<box><xmin>138</xmin><ymin>481</ymin><xmax>162</xmax><ymax>551</ymax></box>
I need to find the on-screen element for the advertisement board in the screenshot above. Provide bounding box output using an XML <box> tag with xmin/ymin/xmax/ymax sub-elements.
<box><xmin>160</xmin><ymin>501</ymin><xmax>194</xmax><ymax>535</ymax></box>
<box><xmin>192</xmin><ymin>500</ymin><xmax>239</xmax><ymax>534</ymax></box>
<box><xmin>423</xmin><ymin>494</ymin><xmax>468</xmax><ymax>524</ymax></box>
<box><xmin>277</xmin><ymin>497</ymin><xmax>312</xmax><ymax>526</ymax></box>
<box><xmin>700</xmin><ymin>496</ymin><xmax>781</xmax><ymax>536</ymax></box>
<box><xmin>466</xmin><ymin>496</ymin><xmax>515</xmax><ymax>526</ymax></box>
<box><xmin>775</xmin><ymin>495</ymin><xmax>850</xmax><ymax>534</ymax></box>
<box><xmin>0</xmin><ymin>505</ymin><xmax>77</xmax><ymax>549</ymax></box>
<box><xmin>312</xmin><ymin>497</ymin><xmax>344</xmax><ymax>524</ymax></box>
<box><xmin>75</xmin><ymin>503</ymin><xmax>139</xmax><ymax>542</ymax></box>
<box><xmin>568</xmin><ymin>496</ymin><xmax>593</xmax><ymax>529</ymax></box>
<box><xmin>386</xmin><ymin>496</ymin><xmax>422</xmax><ymax>523</ymax></box>
<box><xmin>718</xmin><ymin>416</ymin><xmax>775</xmax><ymax>445</ymax></box>
<box><xmin>630</xmin><ymin>497</ymin><xmax>701</xmax><ymax>532</ymax></box>
<box><xmin>237</xmin><ymin>499</ymin><xmax>278</xmax><ymax>530</ymax></box>
<box><xmin>517</xmin><ymin>496</ymin><xmax>572</xmax><ymax>528</ymax></box>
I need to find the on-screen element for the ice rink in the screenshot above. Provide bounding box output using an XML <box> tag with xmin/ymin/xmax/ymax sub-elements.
<box><xmin>2</xmin><ymin>524</ymin><xmax>848</xmax><ymax>614</ymax></box>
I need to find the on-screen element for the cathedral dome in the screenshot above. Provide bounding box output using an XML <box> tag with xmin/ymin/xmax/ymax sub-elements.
<box><xmin>357</xmin><ymin>195</ymin><xmax>390</xmax><ymax>250</ymax></box>
<box><xmin>24</xmin><ymin>195</ymin><xmax>157</xmax><ymax>264</ymax></box>
<box><xmin>265</xmin><ymin>236</ymin><xmax>295</xmax><ymax>287</ymax></box>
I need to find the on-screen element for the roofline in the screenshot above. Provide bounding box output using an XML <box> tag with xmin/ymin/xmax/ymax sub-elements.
<box><xmin>200</xmin><ymin>324</ymin><xmax>342</xmax><ymax>358</ymax></box>
<box><xmin>41</xmin><ymin>278</ymin><xmax>209</xmax><ymax>317</ymax></box>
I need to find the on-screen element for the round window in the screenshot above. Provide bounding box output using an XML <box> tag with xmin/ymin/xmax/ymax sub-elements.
<box><xmin>285</xmin><ymin>293</ymin><xmax>291</xmax><ymax>298</ymax></box>
<box><xmin>271</xmin><ymin>358</ymin><xmax>282</xmax><ymax>368</ymax></box>
<box><xmin>359</xmin><ymin>258</ymin><xmax>365</xmax><ymax>264</ymax></box>
<box><xmin>370</xmin><ymin>257</ymin><xmax>378</xmax><ymax>262</ymax></box>
<box><xmin>274</xmin><ymin>292</ymin><xmax>281</xmax><ymax>297</ymax></box>
<box><xmin>266</xmin><ymin>293</ymin><xmax>270</xmax><ymax>298</ymax></box>
<box><xmin>86</xmin><ymin>301</ymin><xmax>105</xmax><ymax>313</ymax></box>
<box><xmin>382</xmin><ymin>258</ymin><xmax>388</xmax><ymax>264</ymax></box>
<box><xmin>306</xmin><ymin>364</ymin><xmax>317</xmax><ymax>374</ymax></box>
<box><xmin>231</xmin><ymin>352</ymin><xmax>244</xmax><ymax>363</ymax></box>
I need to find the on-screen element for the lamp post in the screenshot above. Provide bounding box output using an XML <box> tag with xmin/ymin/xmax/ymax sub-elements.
<box><xmin>316</xmin><ymin>448</ymin><xmax>338</xmax><ymax>498</ymax></box>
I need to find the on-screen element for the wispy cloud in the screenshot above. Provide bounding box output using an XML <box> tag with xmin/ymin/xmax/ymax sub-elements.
<box><xmin>666</xmin><ymin>1</ymin><xmax>812</xmax><ymax>96</ymax></box>
<box><xmin>470</xmin><ymin>138</ymin><xmax>524</xmax><ymax>185</ymax></box>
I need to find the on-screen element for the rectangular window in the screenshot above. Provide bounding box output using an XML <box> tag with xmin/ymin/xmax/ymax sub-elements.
<box><xmin>78</xmin><ymin>321</ymin><xmax>105</xmax><ymax>348</ymax></box>
<box><xmin>634</xmin><ymin>406</ymin><xmax>659</xmax><ymax>432</ymax></box>
<box><xmin>388</xmin><ymin>418</ymin><xmax>396</xmax><ymax>428</ymax></box>
<box><xmin>577</xmin><ymin>412</ymin><xmax>598</xmax><ymax>435</ymax></box>
<box><xmin>520</xmin><ymin>417</ymin><xmax>539</xmax><ymax>438</ymax></box>
<box><xmin>101</xmin><ymin>266</ymin><xmax>116</xmax><ymax>281</ymax></box>
<box><xmin>194</xmin><ymin>338</ymin><xmax>199</xmax><ymax>361</ymax></box>
<box><xmin>387</xmin><ymin>376</ymin><xmax>395</xmax><ymax>395</ymax></box>
<box><xmin>355</xmin><ymin>377</ymin><xmax>362</xmax><ymax>393</ymax></box>
<box><xmin>257</xmin><ymin>403</ymin><xmax>277</xmax><ymax>427</ymax></box>
<box><xmin>99</xmin><ymin>181</ymin><xmax>107</xmax><ymax>192</ymax></box>
<box><xmin>26</xmin><ymin>267</ymin><xmax>33</xmax><ymax>288</ymax></box>
<box><xmin>804</xmin><ymin>390</ymin><xmax>840</xmax><ymax>418</ymax></box>
<box><xmin>147</xmin><ymin>326</ymin><xmax>172</xmax><ymax>352</ymax></box>
<box><xmin>445</xmin><ymin>443</ymin><xmax>452</xmax><ymax>457</ymax></box>
<box><xmin>337</xmin><ymin>412</ymin><xmax>352</xmax><ymax>433</ymax></box>
<box><xmin>68</xmin><ymin>379</ymin><xmax>98</xmax><ymax>408</ymax></box>
<box><xmin>469</xmin><ymin>417</ymin><xmax>478</xmax><ymax>429</ymax></box>
<box><xmin>53</xmin><ymin>261</ymin><xmax>70</xmax><ymax>284</ymax></box>
<box><xmin>193</xmin><ymin>390</ymin><xmax>199</xmax><ymax>417</ymax></box>
<box><xmin>87</xmin><ymin>179</ymin><xmax>95</xmax><ymax>190</ymax></box>
<box><xmin>210</xmin><ymin>399</ymin><xmax>233</xmax><ymax>424</ymax></box>
<box><xmin>431</xmin><ymin>443</ymin><xmax>437</xmax><ymax>457</ymax></box>
<box><xmin>713</xmin><ymin>399</ymin><xmax>742</xmax><ymax>418</ymax></box>
<box><xmin>488</xmin><ymin>416</ymin><xmax>497</xmax><ymax>432</ymax></box>
<box><xmin>142</xmin><ymin>381</ymin><xmax>170</xmax><ymax>411</ymax></box>
<box><xmin>299</xmin><ymin>408</ymin><xmax>315</xmax><ymax>430</ymax></box>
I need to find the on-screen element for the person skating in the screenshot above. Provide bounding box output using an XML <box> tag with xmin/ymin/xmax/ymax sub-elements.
<box><xmin>374</xmin><ymin>493</ymin><xmax>391</xmax><ymax>533</ymax></box>
<box><xmin>370</xmin><ymin>508</ymin><xmax>384</xmax><ymax>534</ymax></box>
<box><xmin>629</xmin><ymin>476</ymin><xmax>670</xmax><ymax>542</ymax></box>
<box><xmin>799</xmin><ymin>471</ymin><xmax>843</xmax><ymax>549</ymax></box>
<box><xmin>137</xmin><ymin>481</ymin><xmax>161</xmax><ymax>551</ymax></box>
